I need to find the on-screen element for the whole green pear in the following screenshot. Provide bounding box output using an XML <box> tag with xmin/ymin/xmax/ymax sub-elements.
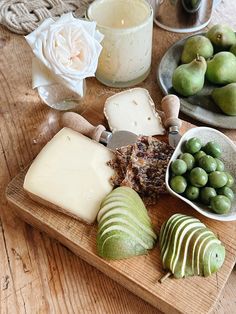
<box><xmin>181</xmin><ymin>35</ymin><xmax>214</xmax><ymax>63</ymax></box>
<box><xmin>230</xmin><ymin>44</ymin><xmax>236</xmax><ymax>56</ymax></box>
<box><xmin>172</xmin><ymin>56</ymin><xmax>207</xmax><ymax>97</ymax></box>
<box><xmin>206</xmin><ymin>24</ymin><xmax>236</xmax><ymax>51</ymax></box>
<box><xmin>206</xmin><ymin>52</ymin><xmax>236</xmax><ymax>85</ymax></box>
<box><xmin>212</xmin><ymin>83</ymin><xmax>236</xmax><ymax>115</ymax></box>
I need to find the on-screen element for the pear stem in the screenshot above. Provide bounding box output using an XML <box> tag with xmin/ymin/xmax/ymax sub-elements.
<box><xmin>196</xmin><ymin>53</ymin><xmax>201</xmax><ymax>62</ymax></box>
<box><xmin>158</xmin><ymin>272</ymin><xmax>172</xmax><ymax>284</ymax></box>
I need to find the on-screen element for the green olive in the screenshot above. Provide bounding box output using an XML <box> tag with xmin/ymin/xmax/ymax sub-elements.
<box><xmin>171</xmin><ymin>159</ymin><xmax>187</xmax><ymax>175</ymax></box>
<box><xmin>198</xmin><ymin>155</ymin><xmax>217</xmax><ymax>173</ymax></box>
<box><xmin>179</xmin><ymin>153</ymin><xmax>195</xmax><ymax>171</ymax></box>
<box><xmin>208</xmin><ymin>171</ymin><xmax>228</xmax><ymax>189</ymax></box>
<box><xmin>200</xmin><ymin>187</ymin><xmax>217</xmax><ymax>205</ymax></box>
<box><xmin>210</xmin><ymin>195</ymin><xmax>231</xmax><ymax>214</ymax></box>
<box><xmin>203</xmin><ymin>141</ymin><xmax>221</xmax><ymax>158</ymax></box>
<box><xmin>215</xmin><ymin>158</ymin><xmax>224</xmax><ymax>171</ymax></box>
<box><xmin>189</xmin><ymin>167</ymin><xmax>208</xmax><ymax>188</ymax></box>
<box><xmin>185</xmin><ymin>186</ymin><xmax>199</xmax><ymax>201</ymax></box>
<box><xmin>217</xmin><ymin>186</ymin><xmax>235</xmax><ymax>202</ymax></box>
<box><xmin>194</xmin><ymin>150</ymin><xmax>206</xmax><ymax>163</ymax></box>
<box><xmin>170</xmin><ymin>176</ymin><xmax>187</xmax><ymax>194</ymax></box>
<box><xmin>225</xmin><ymin>172</ymin><xmax>235</xmax><ymax>188</ymax></box>
<box><xmin>184</xmin><ymin>137</ymin><xmax>202</xmax><ymax>154</ymax></box>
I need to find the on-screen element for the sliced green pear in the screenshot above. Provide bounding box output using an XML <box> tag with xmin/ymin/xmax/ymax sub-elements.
<box><xmin>194</xmin><ymin>234</ymin><xmax>218</xmax><ymax>276</ymax></box>
<box><xmin>98</xmin><ymin>234</ymin><xmax>147</xmax><ymax>260</ymax></box>
<box><xmin>172</xmin><ymin>225</ymin><xmax>205</xmax><ymax>278</ymax></box>
<box><xmin>160</xmin><ymin>214</ymin><xmax>185</xmax><ymax>254</ymax></box>
<box><xmin>186</xmin><ymin>228</ymin><xmax>213</xmax><ymax>276</ymax></box>
<box><xmin>101</xmin><ymin>188</ymin><xmax>149</xmax><ymax>216</ymax></box>
<box><xmin>98</xmin><ymin>220</ymin><xmax>155</xmax><ymax>248</ymax></box>
<box><xmin>98</xmin><ymin>210</ymin><xmax>157</xmax><ymax>239</ymax></box>
<box><xmin>203</xmin><ymin>243</ymin><xmax>225</xmax><ymax>276</ymax></box>
<box><xmin>97</xmin><ymin>187</ymin><xmax>156</xmax><ymax>260</ymax></box>
<box><xmin>159</xmin><ymin>214</ymin><xmax>225</xmax><ymax>279</ymax></box>
<box><xmin>98</xmin><ymin>225</ymin><xmax>151</xmax><ymax>250</ymax></box>
<box><xmin>98</xmin><ymin>201</ymin><xmax>151</xmax><ymax>226</ymax></box>
<box><xmin>161</xmin><ymin>216</ymin><xmax>194</xmax><ymax>269</ymax></box>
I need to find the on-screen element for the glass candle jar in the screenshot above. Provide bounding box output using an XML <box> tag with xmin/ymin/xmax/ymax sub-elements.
<box><xmin>86</xmin><ymin>0</ymin><xmax>153</xmax><ymax>88</ymax></box>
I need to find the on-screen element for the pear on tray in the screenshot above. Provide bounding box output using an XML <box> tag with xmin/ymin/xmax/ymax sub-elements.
<box><xmin>160</xmin><ymin>214</ymin><xmax>225</xmax><ymax>279</ymax></box>
<box><xmin>97</xmin><ymin>187</ymin><xmax>157</xmax><ymax>260</ymax></box>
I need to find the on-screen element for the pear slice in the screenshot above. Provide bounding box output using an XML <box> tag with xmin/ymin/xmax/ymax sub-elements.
<box><xmin>203</xmin><ymin>243</ymin><xmax>225</xmax><ymax>276</ymax></box>
<box><xmin>172</xmin><ymin>225</ymin><xmax>205</xmax><ymax>278</ymax></box>
<box><xmin>160</xmin><ymin>214</ymin><xmax>183</xmax><ymax>248</ymax></box>
<box><xmin>101</xmin><ymin>187</ymin><xmax>149</xmax><ymax>215</ymax></box>
<box><xmin>98</xmin><ymin>225</ymin><xmax>151</xmax><ymax>250</ymax></box>
<box><xmin>171</xmin><ymin>220</ymin><xmax>204</xmax><ymax>273</ymax></box>
<box><xmin>160</xmin><ymin>214</ymin><xmax>186</xmax><ymax>256</ymax></box>
<box><xmin>98</xmin><ymin>234</ymin><xmax>147</xmax><ymax>259</ymax></box>
<box><xmin>98</xmin><ymin>210</ymin><xmax>157</xmax><ymax>239</ymax></box>
<box><xmin>98</xmin><ymin>201</ymin><xmax>151</xmax><ymax>226</ymax></box>
<box><xmin>98</xmin><ymin>219</ymin><xmax>155</xmax><ymax>248</ymax></box>
<box><xmin>186</xmin><ymin>228</ymin><xmax>212</xmax><ymax>276</ymax></box>
<box><xmin>161</xmin><ymin>216</ymin><xmax>194</xmax><ymax>269</ymax></box>
<box><xmin>195</xmin><ymin>235</ymin><xmax>218</xmax><ymax>276</ymax></box>
<box><xmin>101</xmin><ymin>193</ymin><xmax>148</xmax><ymax>216</ymax></box>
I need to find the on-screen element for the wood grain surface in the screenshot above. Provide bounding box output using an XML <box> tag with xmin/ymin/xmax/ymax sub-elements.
<box><xmin>1</xmin><ymin>1</ymin><xmax>236</xmax><ymax>313</ymax></box>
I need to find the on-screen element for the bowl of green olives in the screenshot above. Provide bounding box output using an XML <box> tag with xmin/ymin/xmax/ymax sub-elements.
<box><xmin>166</xmin><ymin>127</ymin><xmax>236</xmax><ymax>221</ymax></box>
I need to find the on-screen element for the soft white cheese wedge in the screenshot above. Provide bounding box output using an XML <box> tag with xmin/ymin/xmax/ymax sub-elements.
<box><xmin>24</xmin><ymin>128</ymin><xmax>114</xmax><ymax>224</ymax></box>
<box><xmin>104</xmin><ymin>88</ymin><xmax>165</xmax><ymax>136</ymax></box>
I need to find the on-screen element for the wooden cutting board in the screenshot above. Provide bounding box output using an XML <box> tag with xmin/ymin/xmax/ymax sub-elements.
<box><xmin>5</xmin><ymin>108</ymin><xmax>236</xmax><ymax>314</ymax></box>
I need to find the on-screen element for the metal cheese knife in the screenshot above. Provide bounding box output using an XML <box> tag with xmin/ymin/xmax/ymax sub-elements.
<box><xmin>161</xmin><ymin>94</ymin><xmax>182</xmax><ymax>148</ymax></box>
<box><xmin>61</xmin><ymin>112</ymin><xmax>138</xmax><ymax>150</ymax></box>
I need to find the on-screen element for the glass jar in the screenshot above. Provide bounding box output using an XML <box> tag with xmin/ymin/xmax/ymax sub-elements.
<box><xmin>37</xmin><ymin>80</ymin><xmax>86</xmax><ymax>111</ymax></box>
<box><xmin>86</xmin><ymin>0</ymin><xmax>153</xmax><ymax>88</ymax></box>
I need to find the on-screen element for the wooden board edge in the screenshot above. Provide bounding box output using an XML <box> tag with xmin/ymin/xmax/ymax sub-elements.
<box><xmin>6</xmin><ymin>197</ymin><xmax>183</xmax><ymax>314</ymax></box>
<box><xmin>5</xmin><ymin>171</ymin><xmax>233</xmax><ymax>314</ymax></box>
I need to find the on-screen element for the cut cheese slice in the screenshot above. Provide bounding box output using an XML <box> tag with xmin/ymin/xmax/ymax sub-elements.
<box><xmin>24</xmin><ymin>128</ymin><xmax>114</xmax><ymax>224</ymax></box>
<box><xmin>104</xmin><ymin>88</ymin><xmax>165</xmax><ymax>136</ymax></box>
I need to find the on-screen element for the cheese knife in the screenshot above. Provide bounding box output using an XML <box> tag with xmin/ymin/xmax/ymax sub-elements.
<box><xmin>61</xmin><ymin>112</ymin><xmax>138</xmax><ymax>150</ymax></box>
<box><xmin>161</xmin><ymin>94</ymin><xmax>182</xmax><ymax>148</ymax></box>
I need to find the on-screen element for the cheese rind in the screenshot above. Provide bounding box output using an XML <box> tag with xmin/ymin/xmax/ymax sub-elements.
<box><xmin>24</xmin><ymin>128</ymin><xmax>114</xmax><ymax>224</ymax></box>
<box><xmin>104</xmin><ymin>88</ymin><xmax>165</xmax><ymax>136</ymax></box>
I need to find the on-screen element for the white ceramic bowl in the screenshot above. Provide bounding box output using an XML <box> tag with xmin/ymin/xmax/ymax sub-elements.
<box><xmin>166</xmin><ymin>127</ymin><xmax>236</xmax><ymax>221</ymax></box>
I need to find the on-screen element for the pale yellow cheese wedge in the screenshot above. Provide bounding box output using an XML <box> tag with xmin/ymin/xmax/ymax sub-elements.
<box><xmin>24</xmin><ymin>128</ymin><xmax>114</xmax><ymax>224</ymax></box>
<box><xmin>104</xmin><ymin>88</ymin><xmax>165</xmax><ymax>136</ymax></box>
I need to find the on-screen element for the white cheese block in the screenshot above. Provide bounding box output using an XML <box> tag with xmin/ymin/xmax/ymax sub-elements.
<box><xmin>104</xmin><ymin>88</ymin><xmax>165</xmax><ymax>136</ymax></box>
<box><xmin>24</xmin><ymin>128</ymin><xmax>114</xmax><ymax>224</ymax></box>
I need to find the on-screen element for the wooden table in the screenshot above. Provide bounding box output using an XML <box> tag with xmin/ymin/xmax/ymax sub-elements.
<box><xmin>1</xmin><ymin>1</ymin><xmax>236</xmax><ymax>313</ymax></box>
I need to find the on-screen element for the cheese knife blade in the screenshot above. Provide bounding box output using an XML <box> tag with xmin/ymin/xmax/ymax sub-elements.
<box><xmin>100</xmin><ymin>130</ymin><xmax>138</xmax><ymax>150</ymax></box>
<box><xmin>168</xmin><ymin>126</ymin><xmax>182</xmax><ymax>148</ymax></box>
<box><xmin>61</xmin><ymin>112</ymin><xmax>138</xmax><ymax>149</ymax></box>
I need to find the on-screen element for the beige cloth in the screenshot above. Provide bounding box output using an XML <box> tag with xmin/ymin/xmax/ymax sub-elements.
<box><xmin>0</xmin><ymin>0</ymin><xmax>93</xmax><ymax>35</ymax></box>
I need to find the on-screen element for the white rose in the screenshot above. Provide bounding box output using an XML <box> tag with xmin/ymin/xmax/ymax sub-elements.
<box><xmin>25</xmin><ymin>13</ymin><xmax>104</xmax><ymax>97</ymax></box>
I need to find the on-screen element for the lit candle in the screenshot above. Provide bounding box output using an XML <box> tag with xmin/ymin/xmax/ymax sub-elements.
<box><xmin>86</xmin><ymin>0</ymin><xmax>153</xmax><ymax>88</ymax></box>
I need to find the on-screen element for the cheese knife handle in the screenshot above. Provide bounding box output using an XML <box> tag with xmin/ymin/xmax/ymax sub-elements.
<box><xmin>161</xmin><ymin>95</ymin><xmax>182</xmax><ymax>129</ymax></box>
<box><xmin>61</xmin><ymin>112</ymin><xmax>106</xmax><ymax>142</ymax></box>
